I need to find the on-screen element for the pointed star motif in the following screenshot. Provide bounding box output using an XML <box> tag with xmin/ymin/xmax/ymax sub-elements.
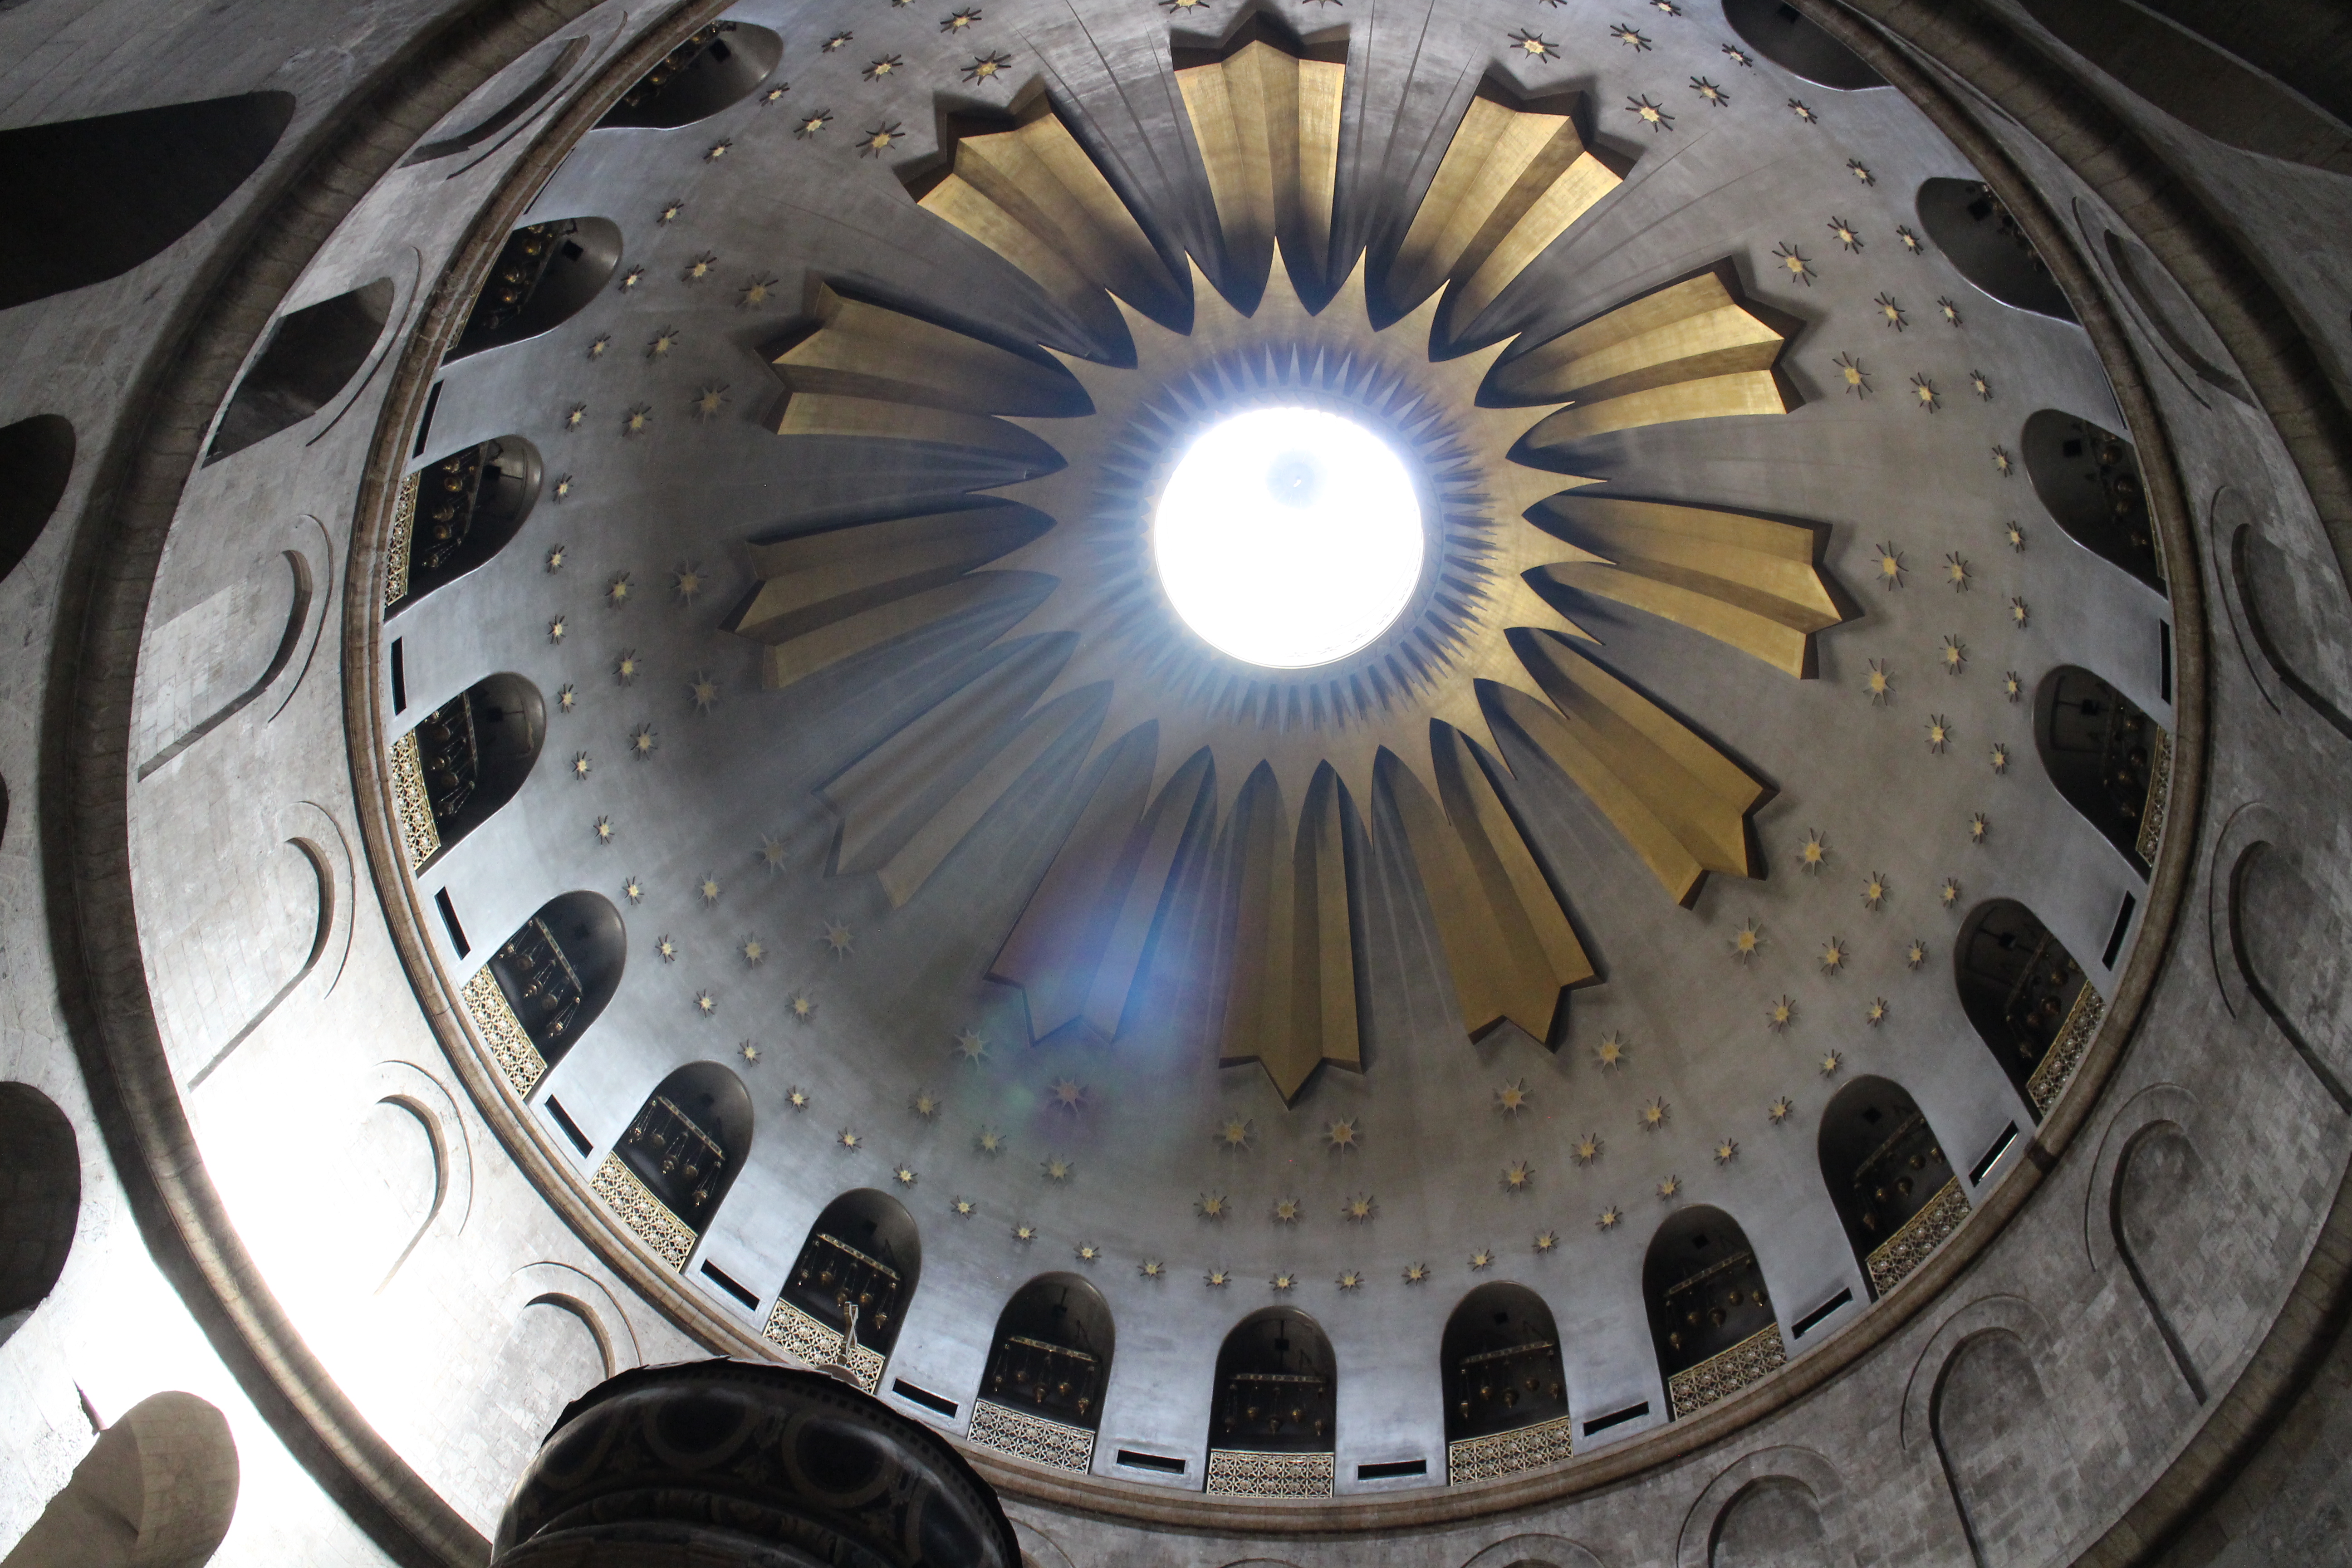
<box><xmin>1140</xmin><ymin>1258</ymin><xmax>1166</xmax><ymax>1279</ymax></box>
<box><xmin>786</xmin><ymin>1086</ymin><xmax>810</xmax><ymax>1110</ymax></box>
<box><xmin>1343</xmin><ymin>1194</ymin><xmax>1377</xmax><ymax>1223</ymax></box>
<box><xmin>1594</xmin><ymin>1031</ymin><xmax>1628</xmax><ymax>1068</ymax></box>
<box><xmin>1495</xmin><ymin>1079</ymin><xmax>1529</xmax><ymax>1115</ymax></box>
<box><xmin>1272</xmin><ymin>1196</ymin><xmax>1302</xmax><ymax>1224</ymax></box>
<box><xmin>1866</xmin><ymin>659</ymin><xmax>1893</xmax><ymax>705</ymax></box>
<box><xmin>1469</xmin><ymin>1248</ymin><xmax>1496</xmax><ymax>1271</ymax></box>
<box><xmin>1640</xmin><ymin>1098</ymin><xmax>1671</xmax><ymax>1131</ymax></box>
<box><xmin>1866</xmin><ymin>997</ymin><xmax>1889</xmax><ymax>1026</ymax></box>
<box><xmin>1326</xmin><ymin>1118</ymin><xmax>1360</xmax><ymax>1152</ymax></box>
<box><xmin>1715</xmin><ymin>1138</ymin><xmax>1738</xmax><ymax>1164</ymax></box>
<box><xmin>894</xmin><ymin>1164</ymin><xmax>917</xmax><ymax>1186</ymax></box>
<box><xmin>1658</xmin><ymin>1174</ymin><xmax>1681</xmax><ymax>1198</ymax></box>
<box><xmin>1597</xmin><ymin>1206</ymin><xmax>1622</xmax><ymax>1230</ymax></box>
<box><xmin>1196</xmin><ymin>1192</ymin><xmax>1227</xmax><ymax>1219</ymax></box>
<box><xmin>1798</xmin><ymin>829</ymin><xmax>1829</xmax><ymax>872</ymax></box>
<box><xmin>1907</xmin><ymin>939</ymin><xmax>1930</xmax><ymax>969</ymax></box>
<box><xmin>1500</xmin><ymin>1160</ymin><xmax>1535</xmax><ymax>1193</ymax></box>
<box><xmin>789</xmin><ymin>989</ymin><xmax>816</xmax><ymax>1021</ymax></box>
<box><xmin>953</xmin><ymin>1027</ymin><xmax>987</xmax><ymax>1062</ymax></box>
<box><xmin>1336</xmin><ymin>1269</ymin><xmax>1364</xmax><ymax>1291</ymax></box>
<box><xmin>1218</xmin><ymin>1117</ymin><xmax>1253</xmax><ymax>1150</ymax></box>
<box><xmin>908</xmin><ymin>1088</ymin><xmax>941</xmax><ymax>1120</ymax></box>
<box><xmin>1820</xmin><ymin>937</ymin><xmax>1848</xmax><ymax>974</ymax></box>
<box><xmin>1767</xmin><ymin>996</ymin><xmax>1796</xmax><ymax>1032</ymax></box>
<box><xmin>1049</xmin><ymin>1078</ymin><xmax>1087</xmax><ymax>1112</ymax></box>
<box><xmin>1862</xmin><ymin>872</ymin><xmax>1889</xmax><ymax>909</ymax></box>
<box><xmin>1819</xmin><ymin>1050</ymin><xmax>1844</xmax><ymax>1077</ymax></box>
<box><xmin>1991</xmin><ymin>744</ymin><xmax>2010</xmax><ymax>774</ymax></box>
<box><xmin>976</xmin><ymin>1128</ymin><xmax>1005</xmax><ymax>1155</ymax></box>
<box><xmin>1768</xmin><ymin>1096</ymin><xmax>1794</xmax><ymax>1124</ymax></box>
<box><xmin>823</xmin><ymin>921</ymin><xmax>853</xmax><ymax>956</ymax></box>
<box><xmin>1731</xmin><ymin>918</ymin><xmax>1765</xmax><ymax>960</ymax></box>
<box><xmin>951</xmin><ymin>1195</ymin><xmax>976</xmax><ymax>1216</ymax></box>
<box><xmin>1534</xmin><ymin>1230</ymin><xmax>1560</xmax><ymax>1254</ymax></box>
<box><xmin>1403</xmin><ymin>1262</ymin><xmax>1431</xmax><ymax>1284</ymax></box>
<box><xmin>1205</xmin><ymin>1268</ymin><xmax>1231</xmax><ymax>1287</ymax></box>
<box><xmin>1573</xmin><ymin>1132</ymin><xmax>1602</xmax><ymax>1165</ymax></box>
<box><xmin>1040</xmin><ymin>1155</ymin><xmax>1073</xmax><ymax>1182</ymax></box>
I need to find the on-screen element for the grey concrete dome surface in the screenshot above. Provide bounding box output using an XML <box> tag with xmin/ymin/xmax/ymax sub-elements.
<box><xmin>3</xmin><ymin>0</ymin><xmax>2352</xmax><ymax>1564</ymax></box>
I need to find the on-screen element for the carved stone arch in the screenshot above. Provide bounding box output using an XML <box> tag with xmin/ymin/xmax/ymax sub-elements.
<box><xmin>355</xmin><ymin>1058</ymin><xmax>477</xmax><ymax>1290</ymax></box>
<box><xmin>1462</xmin><ymin>1531</ymin><xmax>1607</xmax><ymax>1568</ymax></box>
<box><xmin>495</xmin><ymin>1259</ymin><xmax>642</xmax><ymax>1376</ymax></box>
<box><xmin>1926</xmin><ymin>1322</ymin><xmax>2083</xmax><ymax>1568</ymax></box>
<box><xmin>2227</xmin><ymin>836</ymin><xmax>2352</xmax><ymax>1111</ymax></box>
<box><xmin>1675</xmin><ymin>1445</ymin><xmax>1853</xmax><ymax>1568</ymax></box>
<box><xmin>1899</xmin><ymin>1295</ymin><xmax>2056</xmax><ymax>1456</ymax></box>
<box><xmin>2204</xmin><ymin>801</ymin><xmax>2286</xmax><ymax>1024</ymax></box>
<box><xmin>2080</xmin><ymin>1083</ymin><xmax>2201</xmax><ymax>1275</ymax></box>
<box><xmin>187</xmin><ymin>799</ymin><xmax>353</xmax><ymax>1089</ymax></box>
<box><xmin>391</xmin><ymin>671</ymin><xmax>547</xmax><ymax>872</ymax></box>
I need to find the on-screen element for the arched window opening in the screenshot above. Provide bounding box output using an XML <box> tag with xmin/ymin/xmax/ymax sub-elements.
<box><xmin>597</xmin><ymin>1063</ymin><xmax>752</xmax><ymax>1270</ymax></box>
<box><xmin>1441</xmin><ymin>1283</ymin><xmax>1573</xmax><ymax>1485</ymax></box>
<box><xmin>0</xmin><ymin>92</ymin><xmax>294</xmax><ymax>310</ymax></box>
<box><xmin>389</xmin><ymin>672</ymin><xmax>545</xmax><ymax>872</ymax></box>
<box><xmin>2019</xmin><ymin>0</ymin><xmax>2352</xmax><ymax>175</ymax></box>
<box><xmin>1205</xmin><ymin>1308</ymin><xmax>1337</xmax><ymax>1498</ymax></box>
<box><xmin>0</xmin><ymin>1083</ymin><xmax>80</xmax><ymax>1345</ymax></box>
<box><xmin>466</xmin><ymin>892</ymin><xmax>626</xmax><ymax>1094</ymax></box>
<box><xmin>1817</xmin><ymin>1076</ymin><xmax>1967</xmax><ymax>1299</ymax></box>
<box><xmin>2035</xmin><ymin>665</ymin><xmax>2167</xmax><ymax>874</ymax></box>
<box><xmin>0</xmin><ymin>414</ymin><xmax>74</xmax><ymax>588</ymax></box>
<box><xmin>597</xmin><ymin>22</ymin><xmax>784</xmax><ymax>129</ymax></box>
<box><xmin>447</xmin><ymin>216</ymin><xmax>622</xmax><ymax>360</ymax></box>
<box><xmin>1721</xmin><ymin>0</ymin><xmax>1886</xmax><ymax>89</ymax></box>
<box><xmin>1955</xmin><ymin>898</ymin><xmax>2100</xmax><ymax>1119</ymax></box>
<box><xmin>1915</xmin><ymin>179</ymin><xmax>2077</xmax><ymax>322</ymax></box>
<box><xmin>2024</xmin><ymin>409</ymin><xmax>2163</xmax><ymax>591</ymax></box>
<box><xmin>386</xmin><ymin>436</ymin><xmax>543</xmax><ymax>611</ymax></box>
<box><xmin>762</xmin><ymin>1189</ymin><xmax>921</xmax><ymax>1393</ymax></box>
<box><xmin>967</xmin><ymin>1274</ymin><xmax>1115</xmax><ymax>1474</ymax></box>
<box><xmin>206</xmin><ymin>277</ymin><xmax>395</xmax><ymax>463</ymax></box>
<box><xmin>1643</xmin><ymin>1206</ymin><xmax>1783</xmax><ymax>1420</ymax></box>
<box><xmin>0</xmin><ymin>1391</ymin><xmax>239</xmax><ymax>1568</ymax></box>
<box><xmin>407</xmin><ymin>36</ymin><xmax>590</xmax><ymax>165</ymax></box>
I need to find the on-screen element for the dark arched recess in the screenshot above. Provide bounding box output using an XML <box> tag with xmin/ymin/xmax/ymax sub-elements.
<box><xmin>0</xmin><ymin>92</ymin><xmax>295</xmax><ymax>309</ymax></box>
<box><xmin>481</xmin><ymin>892</ymin><xmax>625</xmax><ymax>1092</ymax></box>
<box><xmin>446</xmin><ymin>217</ymin><xmax>622</xmax><ymax>360</ymax></box>
<box><xmin>2024</xmin><ymin>409</ymin><xmax>2164</xmax><ymax>592</ymax></box>
<box><xmin>407</xmin><ymin>37</ymin><xmax>590</xmax><ymax>165</ymax></box>
<box><xmin>1817</xmin><ymin>1075</ymin><xmax>1964</xmax><ymax>1299</ymax></box>
<box><xmin>393</xmin><ymin>672</ymin><xmax>545</xmax><ymax>871</ymax></box>
<box><xmin>773</xmin><ymin>1188</ymin><xmax>922</xmax><ymax>1363</ymax></box>
<box><xmin>0</xmin><ymin>1083</ymin><xmax>80</xmax><ymax>1333</ymax></box>
<box><xmin>1643</xmin><ymin>1205</ymin><xmax>1782</xmax><ymax>1420</ymax></box>
<box><xmin>974</xmin><ymin>1273</ymin><xmax>1116</xmax><ymax>1459</ymax></box>
<box><xmin>612</xmin><ymin>1063</ymin><xmax>752</xmax><ymax>1249</ymax></box>
<box><xmin>388</xmin><ymin>437</ymin><xmax>543</xmax><ymax>611</ymax></box>
<box><xmin>1206</xmin><ymin>1307</ymin><xmax>1337</xmax><ymax>1498</ymax></box>
<box><xmin>1722</xmin><ymin>0</ymin><xmax>1886</xmax><ymax>88</ymax></box>
<box><xmin>1441</xmin><ymin>1281</ymin><xmax>1573</xmax><ymax>1484</ymax></box>
<box><xmin>1954</xmin><ymin>898</ymin><xmax>2096</xmax><ymax>1119</ymax></box>
<box><xmin>2034</xmin><ymin>665</ymin><xmax>2164</xmax><ymax>874</ymax></box>
<box><xmin>0</xmin><ymin>414</ymin><xmax>74</xmax><ymax>586</ymax></box>
<box><xmin>2019</xmin><ymin>0</ymin><xmax>2352</xmax><ymax>175</ymax></box>
<box><xmin>1916</xmin><ymin>179</ymin><xmax>2077</xmax><ymax>321</ymax></box>
<box><xmin>596</xmin><ymin>22</ymin><xmax>783</xmax><ymax>129</ymax></box>
<box><xmin>207</xmin><ymin>278</ymin><xmax>395</xmax><ymax>462</ymax></box>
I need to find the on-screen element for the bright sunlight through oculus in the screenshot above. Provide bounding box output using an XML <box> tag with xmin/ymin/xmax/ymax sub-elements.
<box><xmin>1151</xmin><ymin>407</ymin><xmax>1425</xmax><ymax>669</ymax></box>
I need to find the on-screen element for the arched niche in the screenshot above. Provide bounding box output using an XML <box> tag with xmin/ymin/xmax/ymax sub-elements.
<box><xmin>1441</xmin><ymin>1282</ymin><xmax>1573</xmax><ymax>1485</ymax></box>
<box><xmin>597</xmin><ymin>22</ymin><xmax>783</xmax><ymax>129</ymax></box>
<box><xmin>1929</xmin><ymin>1330</ymin><xmax>2079</xmax><ymax>1561</ymax></box>
<box><xmin>407</xmin><ymin>36</ymin><xmax>589</xmax><ymax>165</ymax></box>
<box><xmin>1954</xmin><ymin>898</ymin><xmax>2094</xmax><ymax>1119</ymax></box>
<box><xmin>388</xmin><ymin>436</ymin><xmax>542</xmax><ymax>612</ymax></box>
<box><xmin>1710</xmin><ymin>1478</ymin><xmax>1830</xmax><ymax>1566</ymax></box>
<box><xmin>2035</xmin><ymin>665</ymin><xmax>2165</xmax><ymax>874</ymax></box>
<box><xmin>0</xmin><ymin>92</ymin><xmax>294</xmax><ymax>309</ymax></box>
<box><xmin>2023</xmin><ymin>409</ymin><xmax>2163</xmax><ymax>591</ymax></box>
<box><xmin>2230</xmin><ymin>841</ymin><xmax>2352</xmax><ymax>1109</ymax></box>
<box><xmin>1721</xmin><ymin>0</ymin><xmax>1886</xmax><ymax>89</ymax></box>
<box><xmin>1205</xmin><ymin>1307</ymin><xmax>1338</xmax><ymax>1498</ymax></box>
<box><xmin>0</xmin><ymin>1391</ymin><xmax>239</xmax><ymax>1568</ymax></box>
<box><xmin>446</xmin><ymin>216</ymin><xmax>622</xmax><ymax>360</ymax></box>
<box><xmin>2110</xmin><ymin>1122</ymin><xmax>2211</xmax><ymax>1402</ymax></box>
<box><xmin>773</xmin><ymin>1188</ymin><xmax>922</xmax><ymax>1366</ymax></box>
<box><xmin>1817</xmin><ymin>1076</ymin><xmax>1964</xmax><ymax>1299</ymax></box>
<box><xmin>0</xmin><ymin>414</ymin><xmax>74</xmax><ymax>587</ymax></box>
<box><xmin>1915</xmin><ymin>179</ymin><xmax>2077</xmax><ymax>322</ymax></box>
<box><xmin>392</xmin><ymin>672</ymin><xmax>545</xmax><ymax>870</ymax></box>
<box><xmin>0</xmin><ymin>1083</ymin><xmax>80</xmax><ymax>1338</ymax></box>
<box><xmin>1643</xmin><ymin>1205</ymin><xmax>1782</xmax><ymax>1420</ymax></box>
<box><xmin>972</xmin><ymin>1273</ymin><xmax>1115</xmax><ymax>1466</ymax></box>
<box><xmin>2019</xmin><ymin>0</ymin><xmax>2352</xmax><ymax>175</ymax></box>
<box><xmin>611</xmin><ymin>1063</ymin><xmax>752</xmax><ymax>1250</ymax></box>
<box><xmin>205</xmin><ymin>277</ymin><xmax>394</xmax><ymax>462</ymax></box>
<box><xmin>480</xmin><ymin>892</ymin><xmax>626</xmax><ymax>1089</ymax></box>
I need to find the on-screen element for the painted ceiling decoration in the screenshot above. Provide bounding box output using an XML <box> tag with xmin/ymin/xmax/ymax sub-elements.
<box><xmin>726</xmin><ymin>29</ymin><xmax>1846</xmax><ymax>1100</ymax></box>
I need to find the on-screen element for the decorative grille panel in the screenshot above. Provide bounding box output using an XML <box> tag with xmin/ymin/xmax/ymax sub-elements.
<box><xmin>966</xmin><ymin>1398</ymin><xmax>1096</xmax><ymax>1473</ymax></box>
<box><xmin>592</xmin><ymin>1153</ymin><xmax>695</xmax><ymax>1270</ymax></box>
<box><xmin>388</xmin><ymin>728</ymin><xmax>440</xmax><ymax>871</ymax></box>
<box><xmin>1666</xmin><ymin>1322</ymin><xmax>1786</xmax><ymax>1420</ymax></box>
<box><xmin>1446</xmin><ymin>1412</ymin><xmax>1573</xmax><ymax>1485</ymax></box>
<box><xmin>2027</xmin><ymin>983</ymin><xmax>2105</xmax><ymax>1115</ymax></box>
<box><xmin>1867</xmin><ymin>1176</ymin><xmax>1970</xmax><ymax>1298</ymax></box>
<box><xmin>462</xmin><ymin>964</ymin><xmax>544</xmax><ymax>1094</ymax></box>
<box><xmin>1204</xmin><ymin>1448</ymin><xmax>1334</xmax><ymax>1498</ymax></box>
<box><xmin>760</xmin><ymin>1297</ymin><xmax>885</xmax><ymax>1393</ymax></box>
